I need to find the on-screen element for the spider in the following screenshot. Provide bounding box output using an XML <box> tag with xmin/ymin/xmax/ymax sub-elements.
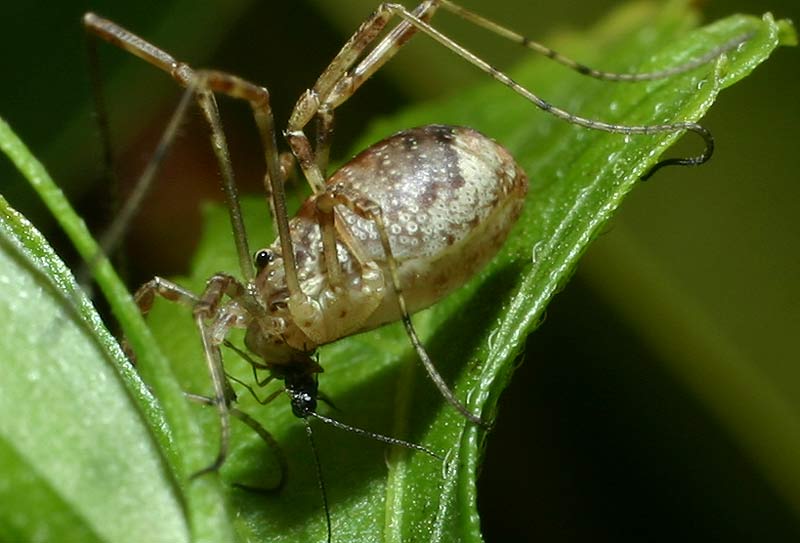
<box><xmin>83</xmin><ymin>2</ymin><xmax>752</xmax><ymax>540</ymax></box>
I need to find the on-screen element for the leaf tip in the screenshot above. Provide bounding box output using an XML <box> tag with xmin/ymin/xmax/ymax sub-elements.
<box><xmin>773</xmin><ymin>16</ymin><xmax>798</xmax><ymax>47</ymax></box>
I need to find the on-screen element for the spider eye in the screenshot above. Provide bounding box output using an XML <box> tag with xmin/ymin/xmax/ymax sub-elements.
<box><xmin>254</xmin><ymin>249</ymin><xmax>274</xmax><ymax>269</ymax></box>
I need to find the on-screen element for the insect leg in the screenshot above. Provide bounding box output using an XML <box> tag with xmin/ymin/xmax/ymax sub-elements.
<box><xmin>186</xmin><ymin>393</ymin><xmax>288</xmax><ymax>492</ymax></box>
<box><xmin>83</xmin><ymin>14</ymin><xmax>254</xmax><ymax>281</ymax></box>
<box><xmin>135</xmin><ymin>272</ymin><xmax>253</xmax><ymax>477</ymax></box>
<box><xmin>189</xmin><ymin>273</ymin><xmax>252</xmax><ymax>477</ymax></box>
<box><xmin>316</xmin><ymin>190</ymin><xmax>487</xmax><ymax>427</ymax></box>
<box><xmin>438</xmin><ymin>0</ymin><xmax>753</xmax><ymax>82</ymax></box>
<box><xmin>84</xmin><ymin>13</ymin><xmax>313</xmax><ymax>307</ymax></box>
<box><xmin>129</xmin><ymin>275</ymin><xmax>234</xmax><ymax>475</ymax></box>
<box><xmin>315</xmin><ymin>3</ymin><xmax>750</xmax><ymax>177</ymax></box>
<box><xmin>314</xmin><ymin>108</ymin><xmax>335</xmax><ymax>177</ymax></box>
<box><xmin>285</xmin><ymin>1</ymin><xmax>442</xmax><ymax>199</ymax></box>
<box><xmin>311</xmin><ymin>1</ymin><xmax>443</xmax><ymax>177</ymax></box>
<box><xmin>287</xmin><ymin>192</ymin><xmax>384</xmax><ymax>344</ymax></box>
<box><xmin>133</xmin><ymin>276</ymin><xmax>200</xmax><ymax>315</ymax></box>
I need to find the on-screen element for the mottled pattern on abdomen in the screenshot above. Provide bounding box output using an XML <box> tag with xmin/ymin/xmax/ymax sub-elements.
<box><xmin>275</xmin><ymin>125</ymin><xmax>528</xmax><ymax>333</ymax></box>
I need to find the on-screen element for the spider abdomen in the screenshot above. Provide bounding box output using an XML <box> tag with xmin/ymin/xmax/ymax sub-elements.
<box><xmin>280</xmin><ymin>125</ymin><xmax>528</xmax><ymax>336</ymax></box>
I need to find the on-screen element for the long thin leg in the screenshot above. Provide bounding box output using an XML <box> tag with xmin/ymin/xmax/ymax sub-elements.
<box><xmin>438</xmin><ymin>0</ymin><xmax>753</xmax><ymax>82</ymax></box>
<box><xmin>84</xmin><ymin>14</ymin><xmax>253</xmax><ymax>281</ymax></box>
<box><xmin>133</xmin><ymin>276</ymin><xmax>200</xmax><ymax>315</ymax></box>
<box><xmin>189</xmin><ymin>273</ymin><xmax>253</xmax><ymax>476</ymax></box>
<box><xmin>83</xmin><ymin>13</ymin><xmax>306</xmax><ymax>307</ymax></box>
<box><xmin>186</xmin><ymin>393</ymin><xmax>288</xmax><ymax>492</ymax></box>
<box><xmin>285</xmin><ymin>1</ymin><xmax>441</xmax><ymax>197</ymax></box>
<box><xmin>123</xmin><ymin>275</ymin><xmax>201</xmax><ymax>359</ymax></box>
<box><xmin>132</xmin><ymin>272</ymin><xmax>251</xmax><ymax>477</ymax></box>
<box><xmin>307</xmin><ymin>1</ymin><xmax>440</xmax><ymax>179</ymax></box>
<box><xmin>129</xmin><ymin>276</ymin><xmax>231</xmax><ymax>475</ymax></box>
<box><xmin>95</xmin><ymin>87</ymin><xmax>196</xmax><ymax>267</ymax></box>
<box><xmin>314</xmin><ymin>108</ymin><xmax>335</xmax><ymax>177</ymax></box>
<box><xmin>289</xmin><ymin>1</ymin><xmax>752</xmax><ymax>188</ymax></box>
<box><xmin>316</xmin><ymin>189</ymin><xmax>487</xmax><ymax>427</ymax></box>
<box><xmin>190</xmin><ymin>317</ymin><xmax>231</xmax><ymax>478</ymax></box>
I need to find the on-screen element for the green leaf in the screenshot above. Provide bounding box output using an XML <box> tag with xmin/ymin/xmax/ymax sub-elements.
<box><xmin>1</xmin><ymin>1</ymin><xmax>792</xmax><ymax>542</ymax></box>
<box><xmin>0</xmin><ymin>119</ymin><xmax>235</xmax><ymax>542</ymax></box>
<box><xmin>0</xmin><ymin>197</ymin><xmax>188</xmax><ymax>541</ymax></box>
<box><xmin>144</xmin><ymin>3</ymin><xmax>793</xmax><ymax>543</ymax></box>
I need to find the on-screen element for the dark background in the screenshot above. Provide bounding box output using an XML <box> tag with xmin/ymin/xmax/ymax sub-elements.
<box><xmin>2</xmin><ymin>1</ymin><xmax>799</xmax><ymax>541</ymax></box>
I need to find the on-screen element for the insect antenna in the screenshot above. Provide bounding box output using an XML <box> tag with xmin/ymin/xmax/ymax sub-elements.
<box><xmin>300</xmin><ymin>411</ymin><xmax>442</xmax><ymax>543</ymax></box>
<box><xmin>303</xmin><ymin>418</ymin><xmax>332</xmax><ymax>543</ymax></box>
<box><xmin>307</xmin><ymin>411</ymin><xmax>442</xmax><ymax>461</ymax></box>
